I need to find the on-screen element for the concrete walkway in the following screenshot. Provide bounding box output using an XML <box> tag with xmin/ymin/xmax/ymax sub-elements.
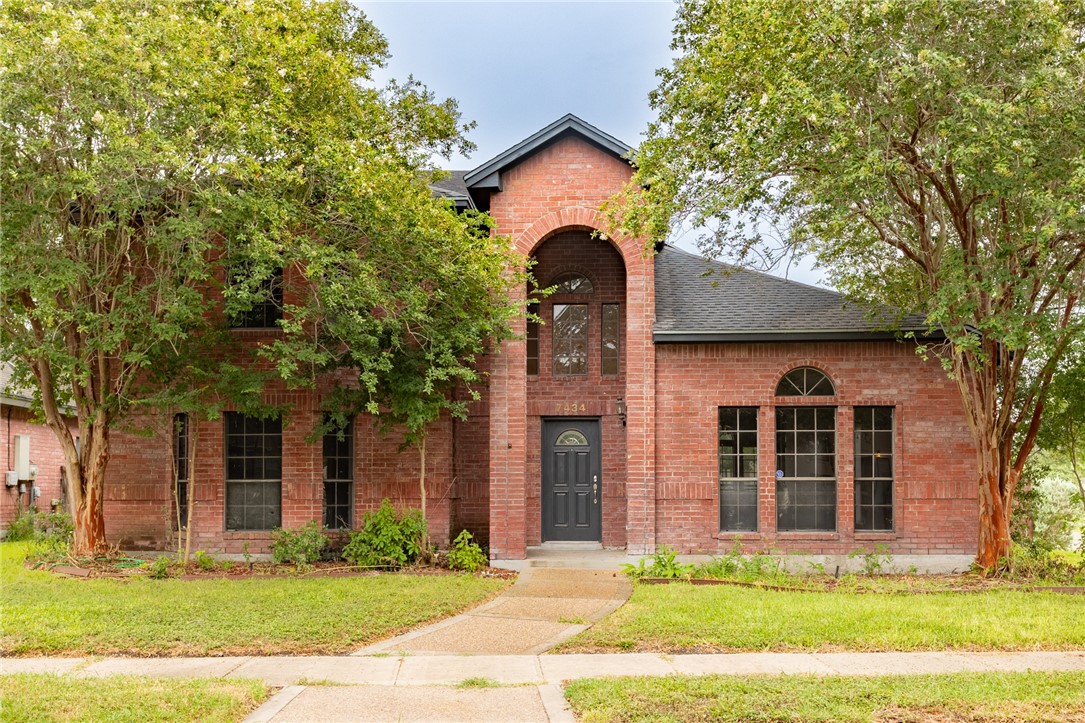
<box><xmin>355</xmin><ymin>567</ymin><xmax>632</xmax><ymax>656</ymax></box>
<box><xmin>5</xmin><ymin>651</ymin><xmax>1085</xmax><ymax>722</ymax></box>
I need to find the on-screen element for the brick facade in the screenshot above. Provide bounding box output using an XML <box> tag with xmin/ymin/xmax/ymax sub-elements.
<box><xmin>0</xmin><ymin>403</ymin><xmax>78</xmax><ymax>532</ymax></box>
<box><xmin>88</xmin><ymin>119</ymin><xmax>978</xmax><ymax>560</ymax></box>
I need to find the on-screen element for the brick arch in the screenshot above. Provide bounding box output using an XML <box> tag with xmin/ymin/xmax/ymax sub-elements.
<box><xmin>518</xmin><ymin>208</ymin><xmax>640</xmax><ymax>267</ymax></box>
<box><xmin>771</xmin><ymin>361</ymin><xmax>841</xmax><ymax>398</ymax></box>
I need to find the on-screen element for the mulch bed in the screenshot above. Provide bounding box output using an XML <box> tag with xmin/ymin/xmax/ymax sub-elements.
<box><xmin>26</xmin><ymin>555</ymin><xmax>518</xmax><ymax>581</ymax></box>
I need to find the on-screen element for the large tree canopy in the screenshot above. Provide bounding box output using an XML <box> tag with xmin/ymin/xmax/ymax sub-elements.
<box><xmin>611</xmin><ymin>0</ymin><xmax>1085</xmax><ymax>568</ymax></box>
<box><xmin>1</xmin><ymin>0</ymin><xmax>514</xmax><ymax>554</ymax></box>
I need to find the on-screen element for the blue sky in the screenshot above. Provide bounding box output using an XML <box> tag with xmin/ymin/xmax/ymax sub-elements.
<box><xmin>356</xmin><ymin>1</ymin><xmax>823</xmax><ymax>285</ymax></box>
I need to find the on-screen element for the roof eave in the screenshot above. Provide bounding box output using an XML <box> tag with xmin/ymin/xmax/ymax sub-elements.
<box><xmin>462</xmin><ymin>114</ymin><xmax>632</xmax><ymax>190</ymax></box>
<box><xmin>652</xmin><ymin>329</ymin><xmax>942</xmax><ymax>343</ymax></box>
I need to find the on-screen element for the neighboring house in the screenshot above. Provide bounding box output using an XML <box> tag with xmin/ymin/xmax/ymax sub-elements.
<box><xmin>102</xmin><ymin>115</ymin><xmax>979</xmax><ymax>563</ymax></box>
<box><xmin>1</xmin><ymin>362</ymin><xmax>78</xmax><ymax>533</ymax></box>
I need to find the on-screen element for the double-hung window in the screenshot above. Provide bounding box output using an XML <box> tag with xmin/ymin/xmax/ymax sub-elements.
<box><xmin>775</xmin><ymin>407</ymin><xmax>837</xmax><ymax>531</ymax></box>
<box><xmin>854</xmin><ymin>406</ymin><xmax>894</xmax><ymax>531</ymax></box>
<box><xmin>719</xmin><ymin>407</ymin><xmax>758</xmax><ymax>532</ymax></box>
<box><xmin>225</xmin><ymin>413</ymin><xmax>282</xmax><ymax>530</ymax></box>
<box><xmin>323</xmin><ymin>419</ymin><xmax>354</xmax><ymax>530</ymax></box>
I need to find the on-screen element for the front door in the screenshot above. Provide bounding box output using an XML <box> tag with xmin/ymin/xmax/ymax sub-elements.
<box><xmin>541</xmin><ymin>418</ymin><xmax>601</xmax><ymax>542</ymax></box>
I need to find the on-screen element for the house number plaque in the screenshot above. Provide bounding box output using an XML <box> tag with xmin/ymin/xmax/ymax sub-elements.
<box><xmin>557</xmin><ymin>402</ymin><xmax>587</xmax><ymax>414</ymax></box>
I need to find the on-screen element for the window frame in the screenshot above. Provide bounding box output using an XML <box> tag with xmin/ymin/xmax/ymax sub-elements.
<box><xmin>718</xmin><ymin>407</ymin><xmax>759</xmax><ymax>533</ymax></box>
<box><xmin>224</xmin><ymin>412</ymin><xmax>283</xmax><ymax>531</ymax></box>
<box><xmin>775</xmin><ymin>367</ymin><xmax>835</xmax><ymax>397</ymax></box>
<box><xmin>853</xmin><ymin>406</ymin><xmax>895</xmax><ymax>532</ymax></box>
<box><xmin>230</xmin><ymin>268</ymin><xmax>284</xmax><ymax>329</ymax></box>
<box><xmin>601</xmin><ymin>303</ymin><xmax>620</xmax><ymax>376</ymax></box>
<box><xmin>173</xmin><ymin>413</ymin><xmax>189</xmax><ymax>529</ymax></box>
<box><xmin>322</xmin><ymin>417</ymin><xmax>354</xmax><ymax>531</ymax></box>
<box><xmin>552</xmin><ymin>302</ymin><xmax>589</xmax><ymax>376</ymax></box>
<box><xmin>775</xmin><ymin>406</ymin><xmax>838</xmax><ymax>532</ymax></box>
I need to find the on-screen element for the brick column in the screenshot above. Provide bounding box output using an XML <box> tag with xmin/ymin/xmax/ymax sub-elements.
<box><xmin>623</xmin><ymin>250</ymin><xmax>657</xmax><ymax>554</ymax></box>
<box><xmin>488</xmin><ymin>290</ymin><xmax>528</xmax><ymax>560</ymax></box>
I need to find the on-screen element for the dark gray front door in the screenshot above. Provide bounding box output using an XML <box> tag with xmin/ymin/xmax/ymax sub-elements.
<box><xmin>542</xmin><ymin>419</ymin><xmax>601</xmax><ymax>542</ymax></box>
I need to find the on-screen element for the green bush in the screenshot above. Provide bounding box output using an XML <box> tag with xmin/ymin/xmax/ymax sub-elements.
<box><xmin>342</xmin><ymin>500</ymin><xmax>426</xmax><ymax>569</ymax></box>
<box><xmin>147</xmin><ymin>555</ymin><xmax>173</xmax><ymax>579</ymax></box>
<box><xmin>270</xmin><ymin>521</ymin><xmax>328</xmax><ymax>567</ymax></box>
<box><xmin>5</xmin><ymin>508</ymin><xmax>73</xmax><ymax>552</ymax></box>
<box><xmin>621</xmin><ymin>545</ymin><xmax>694</xmax><ymax>579</ymax></box>
<box><xmin>193</xmin><ymin>550</ymin><xmax>217</xmax><ymax>571</ymax></box>
<box><xmin>447</xmin><ymin>530</ymin><xmax>488</xmax><ymax>572</ymax></box>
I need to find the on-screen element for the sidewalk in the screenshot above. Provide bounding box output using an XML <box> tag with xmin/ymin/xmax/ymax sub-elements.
<box><xmin>4</xmin><ymin>651</ymin><xmax>1085</xmax><ymax>722</ymax></box>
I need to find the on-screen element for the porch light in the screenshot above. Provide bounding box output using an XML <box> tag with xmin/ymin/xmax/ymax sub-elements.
<box><xmin>616</xmin><ymin>397</ymin><xmax>627</xmax><ymax>426</ymax></box>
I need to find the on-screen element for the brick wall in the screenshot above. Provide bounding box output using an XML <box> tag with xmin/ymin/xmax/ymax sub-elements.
<box><xmin>482</xmin><ymin>135</ymin><xmax>655</xmax><ymax>559</ymax></box>
<box><xmin>653</xmin><ymin>341</ymin><xmax>979</xmax><ymax>555</ymax></box>
<box><xmin>0</xmin><ymin>404</ymin><xmax>78</xmax><ymax>532</ymax></box>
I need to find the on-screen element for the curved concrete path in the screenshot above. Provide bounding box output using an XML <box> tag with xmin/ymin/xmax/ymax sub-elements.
<box><xmin>354</xmin><ymin>567</ymin><xmax>632</xmax><ymax>656</ymax></box>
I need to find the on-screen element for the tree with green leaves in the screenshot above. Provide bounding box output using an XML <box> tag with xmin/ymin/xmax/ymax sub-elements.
<box><xmin>1</xmin><ymin>0</ymin><xmax>482</xmax><ymax>554</ymax></box>
<box><xmin>1038</xmin><ymin>339</ymin><xmax>1085</xmax><ymax>523</ymax></box>
<box><xmin>610</xmin><ymin>0</ymin><xmax>1085</xmax><ymax>569</ymax></box>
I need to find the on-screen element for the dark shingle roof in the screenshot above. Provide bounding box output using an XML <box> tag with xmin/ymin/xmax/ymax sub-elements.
<box><xmin>654</xmin><ymin>245</ymin><xmax>930</xmax><ymax>342</ymax></box>
<box><xmin>429</xmin><ymin>171</ymin><xmax>475</xmax><ymax>210</ymax></box>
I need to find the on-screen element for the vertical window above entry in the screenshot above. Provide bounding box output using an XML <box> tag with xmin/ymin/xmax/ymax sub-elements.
<box><xmin>601</xmin><ymin>304</ymin><xmax>620</xmax><ymax>376</ymax></box>
<box><xmin>719</xmin><ymin>407</ymin><xmax>759</xmax><ymax>532</ymax></box>
<box><xmin>553</xmin><ymin>304</ymin><xmax>588</xmax><ymax>376</ymax></box>
<box><xmin>526</xmin><ymin>318</ymin><xmax>539</xmax><ymax>376</ymax></box>
<box><xmin>854</xmin><ymin>406</ymin><xmax>894</xmax><ymax>531</ymax></box>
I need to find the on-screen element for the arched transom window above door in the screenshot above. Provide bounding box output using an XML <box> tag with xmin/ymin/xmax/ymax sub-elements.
<box><xmin>775</xmin><ymin>367</ymin><xmax>835</xmax><ymax>396</ymax></box>
<box><xmin>549</xmin><ymin>271</ymin><xmax>594</xmax><ymax>294</ymax></box>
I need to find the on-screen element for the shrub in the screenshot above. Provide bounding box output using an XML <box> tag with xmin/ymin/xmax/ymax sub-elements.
<box><xmin>342</xmin><ymin>500</ymin><xmax>426</xmax><ymax>569</ymax></box>
<box><xmin>850</xmin><ymin>544</ymin><xmax>893</xmax><ymax>575</ymax></box>
<box><xmin>193</xmin><ymin>550</ymin><xmax>217</xmax><ymax>571</ymax></box>
<box><xmin>447</xmin><ymin>530</ymin><xmax>488</xmax><ymax>572</ymax></box>
<box><xmin>5</xmin><ymin>508</ymin><xmax>72</xmax><ymax>552</ymax></box>
<box><xmin>621</xmin><ymin>545</ymin><xmax>693</xmax><ymax>579</ymax></box>
<box><xmin>270</xmin><ymin>521</ymin><xmax>328</xmax><ymax>567</ymax></box>
<box><xmin>147</xmin><ymin>555</ymin><xmax>173</xmax><ymax>579</ymax></box>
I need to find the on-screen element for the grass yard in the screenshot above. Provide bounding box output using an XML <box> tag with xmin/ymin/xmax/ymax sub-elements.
<box><xmin>560</xmin><ymin>582</ymin><xmax>1085</xmax><ymax>653</ymax></box>
<box><xmin>0</xmin><ymin>673</ymin><xmax>267</xmax><ymax>723</ymax></box>
<box><xmin>564</xmin><ymin>671</ymin><xmax>1085</xmax><ymax>722</ymax></box>
<box><xmin>0</xmin><ymin>542</ymin><xmax>511</xmax><ymax>656</ymax></box>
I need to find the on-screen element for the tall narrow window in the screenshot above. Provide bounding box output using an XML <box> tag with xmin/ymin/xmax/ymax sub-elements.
<box><xmin>776</xmin><ymin>407</ymin><xmax>836</xmax><ymax>531</ymax></box>
<box><xmin>225</xmin><ymin>413</ymin><xmax>282</xmax><ymax>530</ymax></box>
<box><xmin>601</xmin><ymin>304</ymin><xmax>620</xmax><ymax>376</ymax></box>
<box><xmin>526</xmin><ymin>318</ymin><xmax>539</xmax><ymax>376</ymax></box>
<box><xmin>173</xmin><ymin>413</ymin><xmax>189</xmax><ymax>527</ymax></box>
<box><xmin>553</xmin><ymin>304</ymin><xmax>588</xmax><ymax>376</ymax></box>
<box><xmin>231</xmin><ymin>269</ymin><xmax>283</xmax><ymax>329</ymax></box>
<box><xmin>854</xmin><ymin>406</ymin><xmax>894</xmax><ymax>531</ymax></box>
<box><xmin>323</xmin><ymin>418</ymin><xmax>354</xmax><ymax>530</ymax></box>
<box><xmin>719</xmin><ymin>407</ymin><xmax>758</xmax><ymax>532</ymax></box>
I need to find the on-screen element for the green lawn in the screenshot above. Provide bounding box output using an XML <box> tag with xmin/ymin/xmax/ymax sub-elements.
<box><xmin>560</xmin><ymin>582</ymin><xmax>1085</xmax><ymax>653</ymax></box>
<box><xmin>0</xmin><ymin>542</ymin><xmax>510</xmax><ymax>656</ymax></box>
<box><xmin>0</xmin><ymin>674</ymin><xmax>267</xmax><ymax>723</ymax></box>
<box><xmin>565</xmin><ymin>671</ymin><xmax>1085</xmax><ymax>722</ymax></box>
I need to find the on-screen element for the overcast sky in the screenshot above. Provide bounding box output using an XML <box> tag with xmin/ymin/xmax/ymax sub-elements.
<box><xmin>356</xmin><ymin>1</ymin><xmax>824</xmax><ymax>286</ymax></box>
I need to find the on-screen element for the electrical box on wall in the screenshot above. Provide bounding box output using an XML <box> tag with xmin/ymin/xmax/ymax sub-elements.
<box><xmin>13</xmin><ymin>435</ymin><xmax>31</xmax><ymax>480</ymax></box>
<box><xmin>4</xmin><ymin>471</ymin><xmax>17</xmax><ymax>488</ymax></box>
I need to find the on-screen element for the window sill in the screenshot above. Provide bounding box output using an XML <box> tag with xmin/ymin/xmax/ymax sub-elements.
<box><xmin>854</xmin><ymin>531</ymin><xmax>896</xmax><ymax>540</ymax></box>
<box><xmin>223</xmin><ymin>531</ymin><xmax>273</xmax><ymax>539</ymax></box>
<box><xmin>717</xmin><ymin>532</ymin><xmax>761</xmax><ymax>540</ymax></box>
<box><xmin>775</xmin><ymin>531</ymin><xmax>839</xmax><ymax>540</ymax></box>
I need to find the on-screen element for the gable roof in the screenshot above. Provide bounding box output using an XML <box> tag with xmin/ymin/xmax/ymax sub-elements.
<box><xmin>653</xmin><ymin>245</ymin><xmax>931</xmax><ymax>342</ymax></box>
<box><xmin>462</xmin><ymin>114</ymin><xmax>632</xmax><ymax>193</ymax></box>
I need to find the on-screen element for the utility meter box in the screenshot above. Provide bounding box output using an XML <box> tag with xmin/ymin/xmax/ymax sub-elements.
<box><xmin>13</xmin><ymin>435</ymin><xmax>30</xmax><ymax>480</ymax></box>
<box><xmin>4</xmin><ymin>471</ymin><xmax>17</xmax><ymax>488</ymax></box>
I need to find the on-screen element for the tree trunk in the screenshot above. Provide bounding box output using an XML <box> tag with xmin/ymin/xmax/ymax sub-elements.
<box><xmin>976</xmin><ymin>467</ymin><xmax>1013</xmax><ymax>569</ymax></box>
<box><xmin>183</xmin><ymin>424</ymin><xmax>198</xmax><ymax>563</ymax></box>
<box><xmin>418</xmin><ymin>434</ymin><xmax>430</xmax><ymax>552</ymax></box>
<box><xmin>72</xmin><ymin>472</ymin><xmax>107</xmax><ymax>555</ymax></box>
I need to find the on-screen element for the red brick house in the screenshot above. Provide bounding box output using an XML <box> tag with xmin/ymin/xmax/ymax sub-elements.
<box><xmin>1</xmin><ymin>363</ymin><xmax>78</xmax><ymax>533</ymax></box>
<box><xmin>102</xmin><ymin>115</ymin><xmax>979</xmax><ymax>565</ymax></box>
